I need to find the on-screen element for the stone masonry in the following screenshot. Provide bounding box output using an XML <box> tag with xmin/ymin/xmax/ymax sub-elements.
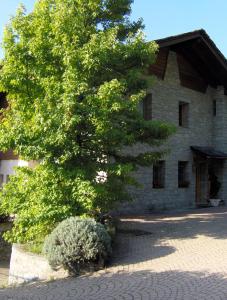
<box><xmin>119</xmin><ymin>51</ymin><xmax>227</xmax><ymax>214</ymax></box>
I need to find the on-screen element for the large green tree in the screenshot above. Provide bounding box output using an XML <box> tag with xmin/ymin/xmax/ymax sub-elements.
<box><xmin>0</xmin><ymin>0</ymin><xmax>174</xmax><ymax>243</ymax></box>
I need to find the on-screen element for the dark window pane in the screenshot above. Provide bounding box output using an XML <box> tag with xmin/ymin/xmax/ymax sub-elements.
<box><xmin>213</xmin><ymin>100</ymin><xmax>216</xmax><ymax>116</ymax></box>
<box><xmin>153</xmin><ymin>161</ymin><xmax>165</xmax><ymax>188</ymax></box>
<box><xmin>0</xmin><ymin>93</ymin><xmax>7</xmax><ymax>110</ymax></box>
<box><xmin>179</xmin><ymin>102</ymin><xmax>189</xmax><ymax>127</ymax></box>
<box><xmin>143</xmin><ymin>94</ymin><xmax>152</xmax><ymax>120</ymax></box>
<box><xmin>179</xmin><ymin>103</ymin><xmax>183</xmax><ymax>126</ymax></box>
<box><xmin>178</xmin><ymin>161</ymin><xmax>189</xmax><ymax>188</ymax></box>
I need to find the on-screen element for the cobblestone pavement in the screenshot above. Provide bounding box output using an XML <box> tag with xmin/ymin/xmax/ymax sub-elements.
<box><xmin>0</xmin><ymin>262</ymin><xmax>9</xmax><ymax>288</ymax></box>
<box><xmin>2</xmin><ymin>207</ymin><xmax>227</xmax><ymax>299</ymax></box>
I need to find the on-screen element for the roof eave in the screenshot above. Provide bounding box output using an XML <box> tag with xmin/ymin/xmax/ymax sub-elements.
<box><xmin>155</xmin><ymin>29</ymin><xmax>227</xmax><ymax>87</ymax></box>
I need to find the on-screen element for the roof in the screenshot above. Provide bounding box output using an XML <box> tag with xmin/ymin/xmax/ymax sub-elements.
<box><xmin>156</xmin><ymin>29</ymin><xmax>227</xmax><ymax>67</ymax></box>
<box><xmin>154</xmin><ymin>29</ymin><xmax>227</xmax><ymax>91</ymax></box>
<box><xmin>191</xmin><ymin>146</ymin><xmax>227</xmax><ymax>159</ymax></box>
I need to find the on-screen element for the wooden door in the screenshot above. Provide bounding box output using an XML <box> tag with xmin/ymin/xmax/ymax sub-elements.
<box><xmin>196</xmin><ymin>163</ymin><xmax>208</xmax><ymax>205</ymax></box>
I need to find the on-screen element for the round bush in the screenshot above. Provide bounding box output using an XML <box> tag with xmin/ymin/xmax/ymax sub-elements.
<box><xmin>43</xmin><ymin>217</ymin><xmax>112</xmax><ymax>273</ymax></box>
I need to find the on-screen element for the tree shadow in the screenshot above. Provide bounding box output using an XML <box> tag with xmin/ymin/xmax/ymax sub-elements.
<box><xmin>2</xmin><ymin>207</ymin><xmax>227</xmax><ymax>294</ymax></box>
<box><xmin>108</xmin><ymin>207</ymin><xmax>227</xmax><ymax>266</ymax></box>
<box><xmin>1</xmin><ymin>269</ymin><xmax>227</xmax><ymax>299</ymax></box>
<box><xmin>118</xmin><ymin>206</ymin><xmax>227</xmax><ymax>241</ymax></box>
<box><xmin>111</xmin><ymin>233</ymin><xmax>175</xmax><ymax>266</ymax></box>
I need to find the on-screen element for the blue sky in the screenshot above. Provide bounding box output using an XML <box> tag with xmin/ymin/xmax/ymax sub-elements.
<box><xmin>0</xmin><ymin>0</ymin><xmax>227</xmax><ymax>57</ymax></box>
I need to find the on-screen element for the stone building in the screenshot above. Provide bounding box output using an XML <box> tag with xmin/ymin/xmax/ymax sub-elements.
<box><xmin>121</xmin><ymin>29</ymin><xmax>227</xmax><ymax>213</ymax></box>
<box><xmin>1</xmin><ymin>29</ymin><xmax>227</xmax><ymax>213</ymax></box>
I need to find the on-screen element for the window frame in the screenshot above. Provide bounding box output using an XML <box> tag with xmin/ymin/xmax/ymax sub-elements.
<box><xmin>6</xmin><ymin>175</ymin><xmax>10</xmax><ymax>183</ymax></box>
<box><xmin>153</xmin><ymin>160</ymin><xmax>165</xmax><ymax>189</ymax></box>
<box><xmin>178</xmin><ymin>161</ymin><xmax>190</xmax><ymax>188</ymax></box>
<box><xmin>0</xmin><ymin>174</ymin><xmax>3</xmax><ymax>188</ymax></box>
<box><xmin>143</xmin><ymin>93</ymin><xmax>152</xmax><ymax>120</ymax></box>
<box><xmin>179</xmin><ymin>101</ymin><xmax>189</xmax><ymax>128</ymax></box>
<box><xmin>213</xmin><ymin>100</ymin><xmax>217</xmax><ymax>116</ymax></box>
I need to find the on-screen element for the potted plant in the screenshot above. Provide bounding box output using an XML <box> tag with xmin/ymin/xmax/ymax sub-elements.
<box><xmin>209</xmin><ymin>173</ymin><xmax>221</xmax><ymax>207</ymax></box>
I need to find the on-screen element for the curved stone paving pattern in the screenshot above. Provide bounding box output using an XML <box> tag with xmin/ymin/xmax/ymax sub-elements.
<box><xmin>2</xmin><ymin>207</ymin><xmax>227</xmax><ymax>299</ymax></box>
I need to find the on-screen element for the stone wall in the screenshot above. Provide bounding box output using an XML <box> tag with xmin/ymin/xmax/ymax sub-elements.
<box><xmin>9</xmin><ymin>244</ymin><xmax>68</xmax><ymax>285</ymax></box>
<box><xmin>118</xmin><ymin>51</ymin><xmax>227</xmax><ymax>214</ymax></box>
<box><xmin>211</xmin><ymin>87</ymin><xmax>227</xmax><ymax>202</ymax></box>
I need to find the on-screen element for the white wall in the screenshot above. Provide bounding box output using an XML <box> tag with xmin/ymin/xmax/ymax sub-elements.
<box><xmin>0</xmin><ymin>160</ymin><xmax>29</xmax><ymax>184</ymax></box>
<box><xmin>9</xmin><ymin>244</ymin><xmax>68</xmax><ymax>285</ymax></box>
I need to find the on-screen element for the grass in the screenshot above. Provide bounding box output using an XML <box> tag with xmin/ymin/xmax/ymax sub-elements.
<box><xmin>22</xmin><ymin>242</ymin><xmax>43</xmax><ymax>255</ymax></box>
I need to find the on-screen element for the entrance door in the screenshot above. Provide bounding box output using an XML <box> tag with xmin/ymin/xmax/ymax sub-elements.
<box><xmin>196</xmin><ymin>163</ymin><xmax>208</xmax><ymax>205</ymax></box>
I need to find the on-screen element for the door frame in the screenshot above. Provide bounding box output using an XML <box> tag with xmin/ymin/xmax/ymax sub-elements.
<box><xmin>195</xmin><ymin>161</ymin><xmax>208</xmax><ymax>205</ymax></box>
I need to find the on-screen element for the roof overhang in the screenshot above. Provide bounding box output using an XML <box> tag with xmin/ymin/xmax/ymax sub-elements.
<box><xmin>155</xmin><ymin>30</ymin><xmax>227</xmax><ymax>91</ymax></box>
<box><xmin>191</xmin><ymin>146</ymin><xmax>227</xmax><ymax>159</ymax></box>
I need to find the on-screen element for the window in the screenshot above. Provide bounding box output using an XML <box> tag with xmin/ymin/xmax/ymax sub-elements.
<box><xmin>213</xmin><ymin>100</ymin><xmax>216</xmax><ymax>116</ymax></box>
<box><xmin>143</xmin><ymin>93</ymin><xmax>152</xmax><ymax>120</ymax></box>
<box><xmin>6</xmin><ymin>175</ymin><xmax>10</xmax><ymax>183</ymax></box>
<box><xmin>179</xmin><ymin>102</ymin><xmax>189</xmax><ymax>127</ymax></box>
<box><xmin>0</xmin><ymin>93</ymin><xmax>7</xmax><ymax>110</ymax></box>
<box><xmin>178</xmin><ymin>161</ymin><xmax>189</xmax><ymax>188</ymax></box>
<box><xmin>153</xmin><ymin>161</ymin><xmax>165</xmax><ymax>188</ymax></box>
<box><xmin>0</xmin><ymin>174</ymin><xmax>3</xmax><ymax>188</ymax></box>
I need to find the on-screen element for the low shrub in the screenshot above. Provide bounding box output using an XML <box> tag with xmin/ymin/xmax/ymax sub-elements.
<box><xmin>43</xmin><ymin>217</ymin><xmax>112</xmax><ymax>274</ymax></box>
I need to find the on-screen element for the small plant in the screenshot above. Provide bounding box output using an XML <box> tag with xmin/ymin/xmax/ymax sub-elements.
<box><xmin>22</xmin><ymin>242</ymin><xmax>43</xmax><ymax>255</ymax></box>
<box><xmin>43</xmin><ymin>217</ymin><xmax>111</xmax><ymax>274</ymax></box>
<box><xmin>209</xmin><ymin>174</ymin><xmax>221</xmax><ymax>198</ymax></box>
<box><xmin>93</xmin><ymin>212</ymin><xmax>117</xmax><ymax>239</ymax></box>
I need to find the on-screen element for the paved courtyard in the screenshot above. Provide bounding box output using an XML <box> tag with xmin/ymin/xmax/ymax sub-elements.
<box><xmin>2</xmin><ymin>207</ymin><xmax>227</xmax><ymax>299</ymax></box>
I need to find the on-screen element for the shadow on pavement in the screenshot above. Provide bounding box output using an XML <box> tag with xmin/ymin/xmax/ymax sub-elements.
<box><xmin>1</xmin><ymin>269</ymin><xmax>227</xmax><ymax>299</ymax></box>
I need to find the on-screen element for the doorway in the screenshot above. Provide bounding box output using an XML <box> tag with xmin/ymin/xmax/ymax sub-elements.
<box><xmin>195</xmin><ymin>162</ymin><xmax>208</xmax><ymax>205</ymax></box>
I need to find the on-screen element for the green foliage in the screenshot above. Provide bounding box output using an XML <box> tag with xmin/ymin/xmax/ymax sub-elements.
<box><xmin>0</xmin><ymin>164</ymin><xmax>99</xmax><ymax>243</ymax></box>
<box><xmin>43</xmin><ymin>217</ymin><xmax>111</xmax><ymax>273</ymax></box>
<box><xmin>22</xmin><ymin>242</ymin><xmax>43</xmax><ymax>254</ymax></box>
<box><xmin>0</xmin><ymin>0</ymin><xmax>175</xmax><ymax>243</ymax></box>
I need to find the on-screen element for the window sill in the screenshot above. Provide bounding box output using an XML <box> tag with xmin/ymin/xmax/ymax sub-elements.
<box><xmin>153</xmin><ymin>186</ymin><xmax>165</xmax><ymax>189</ymax></box>
<box><xmin>178</xmin><ymin>183</ymin><xmax>190</xmax><ymax>188</ymax></box>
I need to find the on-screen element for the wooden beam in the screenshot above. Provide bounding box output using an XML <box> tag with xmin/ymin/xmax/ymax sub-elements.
<box><xmin>174</xmin><ymin>42</ymin><xmax>219</xmax><ymax>88</ymax></box>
